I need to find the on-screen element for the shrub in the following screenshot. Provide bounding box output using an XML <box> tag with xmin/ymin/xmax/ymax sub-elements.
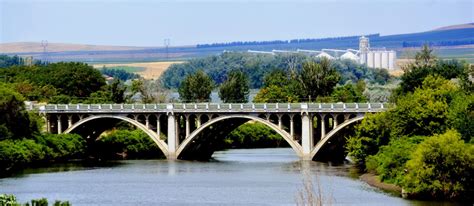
<box><xmin>402</xmin><ymin>130</ymin><xmax>474</xmax><ymax>200</ymax></box>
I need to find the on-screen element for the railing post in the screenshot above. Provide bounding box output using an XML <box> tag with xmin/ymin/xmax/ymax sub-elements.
<box><xmin>264</xmin><ymin>103</ymin><xmax>267</xmax><ymax>111</ymax></box>
<box><xmin>229</xmin><ymin>104</ymin><xmax>232</xmax><ymax>111</ymax></box>
<box><xmin>355</xmin><ymin>103</ymin><xmax>359</xmax><ymax>110</ymax></box>
<box><xmin>368</xmin><ymin>103</ymin><xmax>372</xmax><ymax>111</ymax></box>
<box><xmin>288</xmin><ymin>103</ymin><xmax>291</xmax><ymax>111</ymax></box>
<box><xmin>276</xmin><ymin>103</ymin><xmax>279</xmax><ymax>111</ymax></box>
<box><xmin>331</xmin><ymin>103</ymin><xmax>334</xmax><ymax>111</ymax></box>
<box><xmin>110</xmin><ymin>104</ymin><xmax>112</xmax><ymax>110</ymax></box>
<box><xmin>252</xmin><ymin>104</ymin><xmax>255</xmax><ymax>111</ymax></box>
<box><xmin>183</xmin><ymin>104</ymin><xmax>186</xmax><ymax>110</ymax></box>
<box><xmin>131</xmin><ymin>104</ymin><xmax>135</xmax><ymax>110</ymax></box>
<box><xmin>240</xmin><ymin>104</ymin><xmax>243</xmax><ymax>111</ymax></box>
<box><xmin>217</xmin><ymin>104</ymin><xmax>221</xmax><ymax>110</ymax></box>
<box><xmin>343</xmin><ymin>103</ymin><xmax>346</xmax><ymax>111</ymax></box>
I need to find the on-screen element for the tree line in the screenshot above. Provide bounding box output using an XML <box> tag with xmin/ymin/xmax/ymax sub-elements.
<box><xmin>160</xmin><ymin>52</ymin><xmax>391</xmax><ymax>89</ymax></box>
<box><xmin>196</xmin><ymin>34</ymin><xmax>380</xmax><ymax>48</ymax></box>
<box><xmin>346</xmin><ymin>45</ymin><xmax>473</xmax><ymax>201</ymax></box>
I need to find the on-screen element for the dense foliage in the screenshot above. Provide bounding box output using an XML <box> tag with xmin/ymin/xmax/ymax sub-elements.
<box><xmin>0</xmin><ymin>62</ymin><xmax>106</xmax><ymax>102</ymax></box>
<box><xmin>0</xmin><ymin>86</ymin><xmax>36</xmax><ymax>140</ymax></box>
<box><xmin>0</xmin><ymin>194</ymin><xmax>71</xmax><ymax>206</ymax></box>
<box><xmin>100</xmin><ymin>67</ymin><xmax>140</xmax><ymax>81</ymax></box>
<box><xmin>346</xmin><ymin>46</ymin><xmax>473</xmax><ymax>201</ymax></box>
<box><xmin>253</xmin><ymin>61</ymin><xmax>366</xmax><ymax>103</ymax></box>
<box><xmin>218</xmin><ymin>70</ymin><xmax>250</xmax><ymax>103</ymax></box>
<box><xmin>93</xmin><ymin>129</ymin><xmax>164</xmax><ymax>159</ymax></box>
<box><xmin>403</xmin><ymin>130</ymin><xmax>473</xmax><ymax>200</ymax></box>
<box><xmin>0</xmin><ymin>55</ymin><xmax>44</xmax><ymax>68</ymax></box>
<box><xmin>178</xmin><ymin>70</ymin><xmax>214</xmax><ymax>102</ymax></box>
<box><xmin>224</xmin><ymin>122</ymin><xmax>286</xmax><ymax>148</ymax></box>
<box><xmin>0</xmin><ymin>133</ymin><xmax>86</xmax><ymax>172</ymax></box>
<box><xmin>160</xmin><ymin>52</ymin><xmax>392</xmax><ymax>89</ymax></box>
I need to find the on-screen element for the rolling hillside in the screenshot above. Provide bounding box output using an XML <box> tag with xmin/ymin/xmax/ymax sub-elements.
<box><xmin>1</xmin><ymin>23</ymin><xmax>473</xmax><ymax>63</ymax></box>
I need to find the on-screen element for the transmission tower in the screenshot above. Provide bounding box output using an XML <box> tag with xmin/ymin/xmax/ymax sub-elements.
<box><xmin>41</xmin><ymin>40</ymin><xmax>49</xmax><ymax>63</ymax></box>
<box><xmin>164</xmin><ymin>38</ymin><xmax>170</xmax><ymax>60</ymax></box>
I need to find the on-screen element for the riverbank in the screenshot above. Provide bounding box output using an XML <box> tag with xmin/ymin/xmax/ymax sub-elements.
<box><xmin>360</xmin><ymin>173</ymin><xmax>402</xmax><ymax>195</ymax></box>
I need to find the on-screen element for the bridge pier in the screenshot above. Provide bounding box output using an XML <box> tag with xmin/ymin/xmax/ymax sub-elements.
<box><xmin>167</xmin><ymin>113</ymin><xmax>178</xmax><ymax>160</ymax></box>
<box><xmin>301</xmin><ymin>113</ymin><xmax>313</xmax><ymax>159</ymax></box>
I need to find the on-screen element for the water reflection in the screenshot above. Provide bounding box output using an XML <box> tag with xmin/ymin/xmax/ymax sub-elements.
<box><xmin>0</xmin><ymin>148</ymin><xmax>454</xmax><ymax>205</ymax></box>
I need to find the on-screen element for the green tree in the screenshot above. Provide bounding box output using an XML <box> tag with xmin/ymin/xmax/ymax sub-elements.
<box><xmin>298</xmin><ymin>58</ymin><xmax>340</xmax><ymax>100</ymax></box>
<box><xmin>403</xmin><ymin>130</ymin><xmax>473</xmax><ymax>200</ymax></box>
<box><xmin>0</xmin><ymin>86</ymin><xmax>34</xmax><ymax>140</ymax></box>
<box><xmin>331</xmin><ymin>83</ymin><xmax>367</xmax><ymax>103</ymax></box>
<box><xmin>178</xmin><ymin>70</ymin><xmax>214</xmax><ymax>102</ymax></box>
<box><xmin>415</xmin><ymin>44</ymin><xmax>437</xmax><ymax>67</ymax></box>
<box><xmin>218</xmin><ymin>70</ymin><xmax>250</xmax><ymax>103</ymax></box>
<box><xmin>109</xmin><ymin>79</ymin><xmax>126</xmax><ymax>103</ymax></box>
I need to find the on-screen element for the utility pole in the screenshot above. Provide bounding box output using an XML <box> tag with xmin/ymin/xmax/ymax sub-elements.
<box><xmin>164</xmin><ymin>38</ymin><xmax>170</xmax><ymax>60</ymax></box>
<box><xmin>41</xmin><ymin>40</ymin><xmax>49</xmax><ymax>63</ymax></box>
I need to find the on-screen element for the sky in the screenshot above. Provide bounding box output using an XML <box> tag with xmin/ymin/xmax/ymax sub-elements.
<box><xmin>1</xmin><ymin>0</ymin><xmax>473</xmax><ymax>46</ymax></box>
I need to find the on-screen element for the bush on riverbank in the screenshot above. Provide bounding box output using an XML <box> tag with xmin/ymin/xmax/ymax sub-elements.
<box><xmin>402</xmin><ymin>130</ymin><xmax>473</xmax><ymax>200</ymax></box>
<box><xmin>0</xmin><ymin>134</ymin><xmax>85</xmax><ymax>172</ymax></box>
<box><xmin>224</xmin><ymin>122</ymin><xmax>287</xmax><ymax>148</ymax></box>
<box><xmin>346</xmin><ymin>46</ymin><xmax>473</xmax><ymax>201</ymax></box>
<box><xmin>92</xmin><ymin>129</ymin><xmax>164</xmax><ymax>159</ymax></box>
<box><xmin>0</xmin><ymin>194</ymin><xmax>71</xmax><ymax>206</ymax></box>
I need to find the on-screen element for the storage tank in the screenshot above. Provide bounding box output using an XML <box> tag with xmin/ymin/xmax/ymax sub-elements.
<box><xmin>341</xmin><ymin>51</ymin><xmax>360</xmax><ymax>61</ymax></box>
<box><xmin>374</xmin><ymin>51</ymin><xmax>381</xmax><ymax>68</ymax></box>
<box><xmin>381</xmin><ymin>51</ymin><xmax>389</xmax><ymax>69</ymax></box>
<box><xmin>316</xmin><ymin>52</ymin><xmax>334</xmax><ymax>59</ymax></box>
<box><xmin>367</xmin><ymin>52</ymin><xmax>374</xmax><ymax>68</ymax></box>
<box><xmin>388</xmin><ymin>51</ymin><xmax>396</xmax><ymax>70</ymax></box>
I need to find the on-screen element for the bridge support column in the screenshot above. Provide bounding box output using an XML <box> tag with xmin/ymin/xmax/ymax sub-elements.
<box><xmin>167</xmin><ymin>114</ymin><xmax>178</xmax><ymax>160</ymax></box>
<box><xmin>333</xmin><ymin>115</ymin><xmax>338</xmax><ymax>129</ymax></box>
<box><xmin>196</xmin><ymin>115</ymin><xmax>201</xmax><ymax>128</ymax></box>
<box><xmin>301</xmin><ymin>113</ymin><xmax>313</xmax><ymax>160</ymax></box>
<box><xmin>145</xmin><ymin>115</ymin><xmax>150</xmax><ymax>129</ymax></box>
<box><xmin>185</xmin><ymin>115</ymin><xmax>190</xmax><ymax>138</ymax></box>
<box><xmin>46</xmin><ymin>116</ymin><xmax>51</xmax><ymax>133</ymax></box>
<box><xmin>57</xmin><ymin>116</ymin><xmax>62</xmax><ymax>134</ymax></box>
<box><xmin>320</xmin><ymin>114</ymin><xmax>326</xmax><ymax>140</ymax></box>
<box><xmin>67</xmin><ymin>115</ymin><xmax>73</xmax><ymax>129</ymax></box>
<box><xmin>277</xmin><ymin>114</ymin><xmax>283</xmax><ymax>130</ymax></box>
<box><xmin>290</xmin><ymin>115</ymin><xmax>294</xmax><ymax>139</ymax></box>
<box><xmin>156</xmin><ymin>115</ymin><xmax>161</xmax><ymax>136</ymax></box>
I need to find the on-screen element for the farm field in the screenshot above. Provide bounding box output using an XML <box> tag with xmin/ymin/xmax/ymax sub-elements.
<box><xmin>92</xmin><ymin>61</ymin><xmax>183</xmax><ymax>79</ymax></box>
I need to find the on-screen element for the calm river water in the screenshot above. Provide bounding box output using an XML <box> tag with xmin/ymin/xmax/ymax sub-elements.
<box><xmin>0</xmin><ymin>148</ymin><xmax>448</xmax><ymax>205</ymax></box>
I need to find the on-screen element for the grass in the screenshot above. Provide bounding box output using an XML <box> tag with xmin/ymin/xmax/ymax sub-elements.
<box><xmin>104</xmin><ymin>66</ymin><xmax>145</xmax><ymax>73</ymax></box>
<box><xmin>92</xmin><ymin>61</ymin><xmax>183</xmax><ymax>80</ymax></box>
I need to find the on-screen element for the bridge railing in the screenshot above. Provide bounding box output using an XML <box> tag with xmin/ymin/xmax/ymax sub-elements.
<box><xmin>31</xmin><ymin>103</ymin><xmax>390</xmax><ymax>113</ymax></box>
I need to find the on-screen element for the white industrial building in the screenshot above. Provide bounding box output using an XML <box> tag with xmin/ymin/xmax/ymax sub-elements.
<box><xmin>247</xmin><ymin>36</ymin><xmax>397</xmax><ymax>70</ymax></box>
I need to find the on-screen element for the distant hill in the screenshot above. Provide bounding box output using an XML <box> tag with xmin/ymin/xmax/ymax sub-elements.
<box><xmin>0</xmin><ymin>42</ymin><xmax>153</xmax><ymax>53</ymax></box>
<box><xmin>1</xmin><ymin>23</ymin><xmax>473</xmax><ymax>63</ymax></box>
<box><xmin>433</xmin><ymin>23</ymin><xmax>474</xmax><ymax>31</ymax></box>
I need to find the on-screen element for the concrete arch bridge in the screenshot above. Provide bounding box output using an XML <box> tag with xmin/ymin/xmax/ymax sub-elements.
<box><xmin>32</xmin><ymin>103</ymin><xmax>388</xmax><ymax>161</ymax></box>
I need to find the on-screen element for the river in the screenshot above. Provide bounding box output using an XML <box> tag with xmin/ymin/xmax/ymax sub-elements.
<box><xmin>0</xmin><ymin>148</ymin><xmax>447</xmax><ymax>205</ymax></box>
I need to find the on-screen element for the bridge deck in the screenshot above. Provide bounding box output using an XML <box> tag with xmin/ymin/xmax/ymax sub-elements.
<box><xmin>30</xmin><ymin>103</ymin><xmax>389</xmax><ymax>113</ymax></box>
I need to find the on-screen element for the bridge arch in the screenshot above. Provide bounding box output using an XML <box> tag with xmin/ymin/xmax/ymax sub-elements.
<box><xmin>310</xmin><ymin>115</ymin><xmax>365</xmax><ymax>160</ymax></box>
<box><xmin>63</xmin><ymin>115</ymin><xmax>169</xmax><ymax>158</ymax></box>
<box><xmin>176</xmin><ymin>115</ymin><xmax>304</xmax><ymax>159</ymax></box>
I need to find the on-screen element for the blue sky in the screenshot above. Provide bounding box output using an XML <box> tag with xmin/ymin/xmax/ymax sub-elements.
<box><xmin>1</xmin><ymin>0</ymin><xmax>473</xmax><ymax>46</ymax></box>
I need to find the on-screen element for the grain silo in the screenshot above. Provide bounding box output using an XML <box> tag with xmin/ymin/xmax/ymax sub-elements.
<box><xmin>381</xmin><ymin>51</ymin><xmax>389</xmax><ymax>69</ymax></box>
